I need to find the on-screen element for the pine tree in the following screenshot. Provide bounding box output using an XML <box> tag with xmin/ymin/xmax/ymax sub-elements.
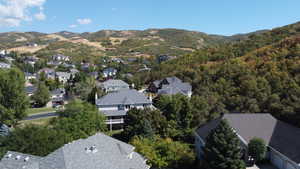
<box><xmin>203</xmin><ymin>119</ymin><xmax>245</xmax><ymax>169</ymax></box>
<box><xmin>32</xmin><ymin>82</ymin><xmax>50</xmax><ymax>107</ymax></box>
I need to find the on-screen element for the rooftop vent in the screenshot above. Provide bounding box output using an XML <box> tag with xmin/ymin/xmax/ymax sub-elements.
<box><xmin>15</xmin><ymin>155</ymin><xmax>21</xmax><ymax>160</ymax></box>
<box><xmin>24</xmin><ymin>156</ymin><xmax>30</xmax><ymax>162</ymax></box>
<box><xmin>85</xmin><ymin>145</ymin><xmax>98</xmax><ymax>153</ymax></box>
<box><xmin>7</xmin><ymin>154</ymin><xmax>12</xmax><ymax>158</ymax></box>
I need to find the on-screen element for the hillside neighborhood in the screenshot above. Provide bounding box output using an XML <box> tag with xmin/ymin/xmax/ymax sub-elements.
<box><xmin>0</xmin><ymin>1</ymin><xmax>300</xmax><ymax>169</ymax></box>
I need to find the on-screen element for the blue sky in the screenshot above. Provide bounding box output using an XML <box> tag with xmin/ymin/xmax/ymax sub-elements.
<box><xmin>0</xmin><ymin>0</ymin><xmax>299</xmax><ymax>35</ymax></box>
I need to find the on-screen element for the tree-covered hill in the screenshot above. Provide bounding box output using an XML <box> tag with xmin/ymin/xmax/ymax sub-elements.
<box><xmin>142</xmin><ymin>22</ymin><xmax>300</xmax><ymax>128</ymax></box>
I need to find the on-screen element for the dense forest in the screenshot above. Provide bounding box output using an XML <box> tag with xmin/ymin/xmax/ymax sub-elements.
<box><xmin>136</xmin><ymin>22</ymin><xmax>300</xmax><ymax>128</ymax></box>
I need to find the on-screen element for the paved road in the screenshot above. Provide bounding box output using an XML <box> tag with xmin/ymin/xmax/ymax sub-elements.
<box><xmin>24</xmin><ymin>112</ymin><xmax>58</xmax><ymax>121</ymax></box>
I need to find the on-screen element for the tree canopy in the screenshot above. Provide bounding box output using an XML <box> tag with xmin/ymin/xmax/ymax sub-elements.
<box><xmin>0</xmin><ymin>68</ymin><xmax>29</xmax><ymax>125</ymax></box>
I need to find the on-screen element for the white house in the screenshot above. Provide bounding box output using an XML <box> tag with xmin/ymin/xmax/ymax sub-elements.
<box><xmin>195</xmin><ymin>114</ymin><xmax>300</xmax><ymax>169</ymax></box>
<box><xmin>96</xmin><ymin>89</ymin><xmax>152</xmax><ymax>131</ymax></box>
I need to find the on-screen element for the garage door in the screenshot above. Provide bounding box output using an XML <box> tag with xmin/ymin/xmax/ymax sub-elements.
<box><xmin>286</xmin><ymin>162</ymin><xmax>297</xmax><ymax>169</ymax></box>
<box><xmin>271</xmin><ymin>153</ymin><xmax>284</xmax><ymax>169</ymax></box>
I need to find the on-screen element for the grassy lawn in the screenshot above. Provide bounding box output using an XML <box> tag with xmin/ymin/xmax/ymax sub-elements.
<box><xmin>19</xmin><ymin>117</ymin><xmax>55</xmax><ymax>127</ymax></box>
<box><xmin>26</xmin><ymin>107</ymin><xmax>55</xmax><ymax>115</ymax></box>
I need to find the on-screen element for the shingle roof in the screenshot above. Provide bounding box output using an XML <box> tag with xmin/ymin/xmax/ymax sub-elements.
<box><xmin>165</xmin><ymin>76</ymin><xmax>182</xmax><ymax>84</ymax></box>
<box><xmin>96</xmin><ymin>89</ymin><xmax>152</xmax><ymax>106</ymax></box>
<box><xmin>0</xmin><ymin>151</ymin><xmax>42</xmax><ymax>169</ymax></box>
<box><xmin>25</xmin><ymin>86</ymin><xmax>37</xmax><ymax>94</ymax></box>
<box><xmin>158</xmin><ymin>82</ymin><xmax>192</xmax><ymax>96</ymax></box>
<box><xmin>102</xmin><ymin>79</ymin><xmax>129</xmax><ymax>88</ymax></box>
<box><xmin>196</xmin><ymin>113</ymin><xmax>300</xmax><ymax>163</ymax></box>
<box><xmin>51</xmin><ymin>88</ymin><xmax>65</xmax><ymax>95</ymax></box>
<box><xmin>0</xmin><ymin>133</ymin><xmax>150</xmax><ymax>169</ymax></box>
<box><xmin>55</xmin><ymin>72</ymin><xmax>71</xmax><ymax>79</ymax></box>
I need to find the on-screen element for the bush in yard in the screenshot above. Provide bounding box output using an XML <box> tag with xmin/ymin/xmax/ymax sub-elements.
<box><xmin>248</xmin><ymin>137</ymin><xmax>267</xmax><ymax>163</ymax></box>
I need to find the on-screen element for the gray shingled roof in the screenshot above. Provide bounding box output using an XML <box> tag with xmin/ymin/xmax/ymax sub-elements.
<box><xmin>25</xmin><ymin>86</ymin><xmax>37</xmax><ymax>94</ymax></box>
<box><xmin>101</xmin><ymin>79</ymin><xmax>129</xmax><ymax>89</ymax></box>
<box><xmin>96</xmin><ymin>89</ymin><xmax>152</xmax><ymax>106</ymax></box>
<box><xmin>0</xmin><ymin>133</ymin><xmax>150</xmax><ymax>169</ymax></box>
<box><xmin>164</xmin><ymin>76</ymin><xmax>181</xmax><ymax>84</ymax></box>
<box><xmin>55</xmin><ymin>72</ymin><xmax>71</xmax><ymax>79</ymax></box>
<box><xmin>158</xmin><ymin>82</ymin><xmax>192</xmax><ymax>96</ymax></box>
<box><xmin>196</xmin><ymin>113</ymin><xmax>300</xmax><ymax>163</ymax></box>
<box><xmin>0</xmin><ymin>151</ymin><xmax>42</xmax><ymax>169</ymax></box>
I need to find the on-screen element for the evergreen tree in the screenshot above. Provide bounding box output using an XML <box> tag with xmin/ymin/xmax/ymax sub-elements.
<box><xmin>203</xmin><ymin>119</ymin><xmax>245</xmax><ymax>169</ymax></box>
<box><xmin>31</xmin><ymin>82</ymin><xmax>51</xmax><ymax>107</ymax></box>
<box><xmin>0</xmin><ymin>68</ymin><xmax>29</xmax><ymax>125</ymax></box>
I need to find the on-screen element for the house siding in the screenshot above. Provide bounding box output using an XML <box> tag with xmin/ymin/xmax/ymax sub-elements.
<box><xmin>269</xmin><ymin>148</ymin><xmax>299</xmax><ymax>169</ymax></box>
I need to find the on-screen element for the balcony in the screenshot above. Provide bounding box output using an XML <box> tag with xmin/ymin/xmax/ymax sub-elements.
<box><xmin>105</xmin><ymin>118</ymin><xmax>124</xmax><ymax>124</ymax></box>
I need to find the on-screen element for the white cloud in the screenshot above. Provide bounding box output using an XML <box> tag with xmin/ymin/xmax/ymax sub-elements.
<box><xmin>0</xmin><ymin>0</ymin><xmax>47</xmax><ymax>27</ymax></box>
<box><xmin>77</xmin><ymin>18</ymin><xmax>92</xmax><ymax>25</ymax></box>
<box><xmin>34</xmin><ymin>12</ymin><xmax>46</xmax><ymax>20</ymax></box>
<box><xmin>69</xmin><ymin>24</ymin><xmax>77</xmax><ymax>28</ymax></box>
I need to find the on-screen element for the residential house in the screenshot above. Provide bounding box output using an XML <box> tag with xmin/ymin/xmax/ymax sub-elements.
<box><xmin>55</xmin><ymin>72</ymin><xmax>71</xmax><ymax>83</ymax></box>
<box><xmin>138</xmin><ymin>64</ymin><xmax>151</xmax><ymax>72</ymax></box>
<box><xmin>148</xmin><ymin>76</ymin><xmax>192</xmax><ymax>97</ymax></box>
<box><xmin>69</xmin><ymin>68</ymin><xmax>79</xmax><ymax>75</ymax></box>
<box><xmin>0</xmin><ymin>62</ymin><xmax>11</xmax><ymax>69</ymax></box>
<box><xmin>81</xmin><ymin>63</ymin><xmax>95</xmax><ymax>72</ymax></box>
<box><xmin>51</xmin><ymin>88</ymin><xmax>65</xmax><ymax>99</ymax></box>
<box><xmin>0</xmin><ymin>50</ymin><xmax>7</xmax><ymax>56</ymax></box>
<box><xmin>111</xmin><ymin>57</ymin><xmax>124</xmax><ymax>63</ymax></box>
<box><xmin>25</xmin><ymin>86</ymin><xmax>37</xmax><ymax>97</ymax></box>
<box><xmin>46</xmin><ymin>61</ymin><xmax>61</xmax><ymax>67</ymax></box>
<box><xmin>38</xmin><ymin>68</ymin><xmax>55</xmax><ymax>79</ymax></box>
<box><xmin>0</xmin><ymin>133</ymin><xmax>150</xmax><ymax>169</ymax></box>
<box><xmin>24</xmin><ymin>56</ymin><xmax>39</xmax><ymax>66</ymax></box>
<box><xmin>52</xmin><ymin>54</ymin><xmax>70</xmax><ymax>62</ymax></box>
<box><xmin>157</xmin><ymin>55</ymin><xmax>177</xmax><ymax>63</ymax></box>
<box><xmin>51</xmin><ymin>88</ymin><xmax>65</xmax><ymax>107</ymax></box>
<box><xmin>26</xmin><ymin>42</ymin><xmax>38</xmax><ymax>47</ymax></box>
<box><xmin>24</xmin><ymin>72</ymin><xmax>37</xmax><ymax>81</ymax></box>
<box><xmin>96</xmin><ymin>89</ymin><xmax>152</xmax><ymax>131</ymax></box>
<box><xmin>102</xmin><ymin>67</ymin><xmax>117</xmax><ymax>78</ymax></box>
<box><xmin>195</xmin><ymin>114</ymin><xmax>300</xmax><ymax>169</ymax></box>
<box><xmin>4</xmin><ymin>57</ymin><xmax>14</xmax><ymax>63</ymax></box>
<box><xmin>100</xmin><ymin>79</ymin><xmax>130</xmax><ymax>92</ymax></box>
<box><xmin>0</xmin><ymin>124</ymin><xmax>10</xmax><ymax>136</ymax></box>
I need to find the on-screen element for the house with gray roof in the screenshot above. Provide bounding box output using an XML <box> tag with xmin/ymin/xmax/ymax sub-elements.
<box><xmin>96</xmin><ymin>89</ymin><xmax>152</xmax><ymax>131</ymax></box>
<box><xmin>100</xmin><ymin>79</ymin><xmax>130</xmax><ymax>92</ymax></box>
<box><xmin>25</xmin><ymin>86</ymin><xmax>37</xmax><ymax>97</ymax></box>
<box><xmin>24</xmin><ymin>72</ymin><xmax>37</xmax><ymax>81</ymax></box>
<box><xmin>148</xmin><ymin>76</ymin><xmax>192</xmax><ymax>97</ymax></box>
<box><xmin>38</xmin><ymin>68</ymin><xmax>55</xmax><ymax>79</ymax></box>
<box><xmin>102</xmin><ymin>67</ymin><xmax>117</xmax><ymax>78</ymax></box>
<box><xmin>52</xmin><ymin>54</ymin><xmax>70</xmax><ymax>62</ymax></box>
<box><xmin>0</xmin><ymin>133</ymin><xmax>150</xmax><ymax>169</ymax></box>
<box><xmin>195</xmin><ymin>114</ymin><xmax>300</xmax><ymax>169</ymax></box>
<box><xmin>55</xmin><ymin>72</ymin><xmax>71</xmax><ymax>83</ymax></box>
<box><xmin>0</xmin><ymin>62</ymin><xmax>11</xmax><ymax>69</ymax></box>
